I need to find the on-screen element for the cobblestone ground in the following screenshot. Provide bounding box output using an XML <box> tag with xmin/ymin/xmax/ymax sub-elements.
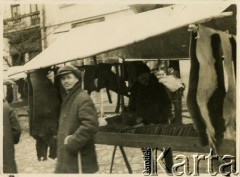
<box><xmin>14</xmin><ymin>110</ymin><xmax>208</xmax><ymax>174</ymax></box>
<box><xmin>14</xmin><ymin>113</ymin><xmax>144</xmax><ymax>174</ymax></box>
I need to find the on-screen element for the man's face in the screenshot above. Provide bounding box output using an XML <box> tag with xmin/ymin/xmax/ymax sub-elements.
<box><xmin>60</xmin><ymin>73</ymin><xmax>79</xmax><ymax>91</ymax></box>
<box><xmin>137</xmin><ymin>73</ymin><xmax>150</xmax><ymax>86</ymax></box>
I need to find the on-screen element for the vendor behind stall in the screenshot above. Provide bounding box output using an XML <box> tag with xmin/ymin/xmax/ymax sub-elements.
<box><xmin>127</xmin><ymin>62</ymin><xmax>172</xmax><ymax>125</ymax></box>
<box><xmin>126</xmin><ymin>62</ymin><xmax>173</xmax><ymax>173</ymax></box>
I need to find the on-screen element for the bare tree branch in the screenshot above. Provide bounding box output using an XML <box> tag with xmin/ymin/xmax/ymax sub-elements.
<box><xmin>3</xmin><ymin>56</ymin><xmax>12</xmax><ymax>67</ymax></box>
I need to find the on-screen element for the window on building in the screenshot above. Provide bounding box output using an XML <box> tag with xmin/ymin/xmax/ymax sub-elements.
<box><xmin>31</xmin><ymin>14</ymin><xmax>40</xmax><ymax>25</ymax></box>
<box><xmin>12</xmin><ymin>18</ymin><xmax>21</xmax><ymax>24</ymax></box>
<box><xmin>11</xmin><ymin>53</ymin><xmax>24</xmax><ymax>66</ymax></box>
<box><xmin>30</xmin><ymin>4</ymin><xmax>38</xmax><ymax>13</ymax></box>
<box><xmin>11</xmin><ymin>4</ymin><xmax>20</xmax><ymax>17</ymax></box>
<box><xmin>72</xmin><ymin>17</ymin><xmax>105</xmax><ymax>28</ymax></box>
<box><xmin>29</xmin><ymin>51</ymin><xmax>40</xmax><ymax>60</ymax></box>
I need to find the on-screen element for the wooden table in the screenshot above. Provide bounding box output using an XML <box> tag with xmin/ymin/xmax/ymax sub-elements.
<box><xmin>95</xmin><ymin>132</ymin><xmax>236</xmax><ymax>173</ymax></box>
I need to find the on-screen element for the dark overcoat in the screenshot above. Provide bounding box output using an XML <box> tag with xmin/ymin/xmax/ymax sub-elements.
<box><xmin>55</xmin><ymin>83</ymin><xmax>99</xmax><ymax>173</ymax></box>
<box><xmin>128</xmin><ymin>74</ymin><xmax>172</xmax><ymax>125</ymax></box>
<box><xmin>3</xmin><ymin>101</ymin><xmax>21</xmax><ymax>173</ymax></box>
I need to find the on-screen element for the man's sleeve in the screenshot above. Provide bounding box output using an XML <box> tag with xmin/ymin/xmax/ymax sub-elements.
<box><xmin>66</xmin><ymin>98</ymin><xmax>98</xmax><ymax>153</ymax></box>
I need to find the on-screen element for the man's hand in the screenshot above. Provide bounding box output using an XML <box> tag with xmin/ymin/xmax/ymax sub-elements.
<box><xmin>64</xmin><ymin>135</ymin><xmax>71</xmax><ymax>145</ymax></box>
<box><xmin>136</xmin><ymin>117</ymin><xmax>143</xmax><ymax>124</ymax></box>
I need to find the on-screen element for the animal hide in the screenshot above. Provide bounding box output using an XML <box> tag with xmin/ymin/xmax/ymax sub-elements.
<box><xmin>187</xmin><ymin>25</ymin><xmax>236</xmax><ymax>154</ymax></box>
<box><xmin>28</xmin><ymin>68</ymin><xmax>60</xmax><ymax>160</ymax></box>
<box><xmin>219</xmin><ymin>32</ymin><xmax>236</xmax><ymax>140</ymax></box>
<box><xmin>83</xmin><ymin>64</ymin><xmax>129</xmax><ymax>96</ymax></box>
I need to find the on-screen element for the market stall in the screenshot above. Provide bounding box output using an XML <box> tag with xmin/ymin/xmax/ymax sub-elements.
<box><xmin>8</xmin><ymin>3</ymin><xmax>236</xmax><ymax>173</ymax></box>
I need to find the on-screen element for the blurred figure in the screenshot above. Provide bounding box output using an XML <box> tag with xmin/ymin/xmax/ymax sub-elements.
<box><xmin>3</xmin><ymin>99</ymin><xmax>21</xmax><ymax>173</ymax></box>
<box><xmin>6</xmin><ymin>84</ymin><xmax>13</xmax><ymax>103</ymax></box>
<box><xmin>128</xmin><ymin>63</ymin><xmax>172</xmax><ymax>125</ymax></box>
<box><xmin>127</xmin><ymin>63</ymin><xmax>173</xmax><ymax>173</ymax></box>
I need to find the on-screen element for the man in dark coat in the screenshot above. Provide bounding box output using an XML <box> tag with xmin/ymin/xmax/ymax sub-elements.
<box><xmin>54</xmin><ymin>65</ymin><xmax>99</xmax><ymax>173</ymax></box>
<box><xmin>3</xmin><ymin>99</ymin><xmax>21</xmax><ymax>173</ymax></box>
<box><xmin>128</xmin><ymin>63</ymin><xmax>172</xmax><ymax>125</ymax></box>
<box><xmin>127</xmin><ymin>63</ymin><xmax>173</xmax><ymax>173</ymax></box>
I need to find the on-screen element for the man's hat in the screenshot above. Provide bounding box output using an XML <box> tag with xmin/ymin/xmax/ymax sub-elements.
<box><xmin>55</xmin><ymin>65</ymin><xmax>81</xmax><ymax>79</ymax></box>
<box><xmin>136</xmin><ymin>62</ymin><xmax>150</xmax><ymax>77</ymax></box>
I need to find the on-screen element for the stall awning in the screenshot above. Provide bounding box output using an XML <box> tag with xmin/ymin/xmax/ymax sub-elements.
<box><xmin>4</xmin><ymin>66</ymin><xmax>27</xmax><ymax>80</ymax></box>
<box><xmin>10</xmin><ymin>3</ymin><xmax>232</xmax><ymax>76</ymax></box>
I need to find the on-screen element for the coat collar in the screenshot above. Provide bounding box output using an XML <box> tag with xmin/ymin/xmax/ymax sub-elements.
<box><xmin>61</xmin><ymin>82</ymin><xmax>82</xmax><ymax>107</ymax></box>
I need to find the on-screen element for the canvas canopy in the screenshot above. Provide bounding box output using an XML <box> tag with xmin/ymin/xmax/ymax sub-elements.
<box><xmin>9</xmin><ymin>3</ymin><xmax>233</xmax><ymax>76</ymax></box>
<box><xmin>4</xmin><ymin>66</ymin><xmax>26</xmax><ymax>80</ymax></box>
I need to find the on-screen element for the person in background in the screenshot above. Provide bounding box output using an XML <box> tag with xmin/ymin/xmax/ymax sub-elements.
<box><xmin>54</xmin><ymin>65</ymin><xmax>99</xmax><ymax>174</ymax></box>
<box><xmin>127</xmin><ymin>62</ymin><xmax>173</xmax><ymax>174</ymax></box>
<box><xmin>3</xmin><ymin>99</ymin><xmax>22</xmax><ymax>173</ymax></box>
<box><xmin>128</xmin><ymin>62</ymin><xmax>172</xmax><ymax>125</ymax></box>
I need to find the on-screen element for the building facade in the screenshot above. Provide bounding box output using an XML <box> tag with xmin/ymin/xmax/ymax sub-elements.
<box><xmin>3</xmin><ymin>4</ymin><xmax>42</xmax><ymax>66</ymax></box>
<box><xmin>3</xmin><ymin>4</ymin><xmax>136</xmax><ymax>67</ymax></box>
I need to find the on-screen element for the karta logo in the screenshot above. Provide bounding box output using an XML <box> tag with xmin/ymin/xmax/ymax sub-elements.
<box><xmin>142</xmin><ymin>148</ymin><xmax>238</xmax><ymax>176</ymax></box>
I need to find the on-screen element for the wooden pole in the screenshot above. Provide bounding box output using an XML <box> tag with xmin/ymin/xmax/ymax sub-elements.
<box><xmin>100</xmin><ymin>88</ymin><xmax>104</xmax><ymax>118</ymax></box>
<box><xmin>78</xmin><ymin>152</ymin><xmax>82</xmax><ymax>173</ymax></box>
<box><xmin>120</xmin><ymin>59</ymin><xmax>125</xmax><ymax>112</ymax></box>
